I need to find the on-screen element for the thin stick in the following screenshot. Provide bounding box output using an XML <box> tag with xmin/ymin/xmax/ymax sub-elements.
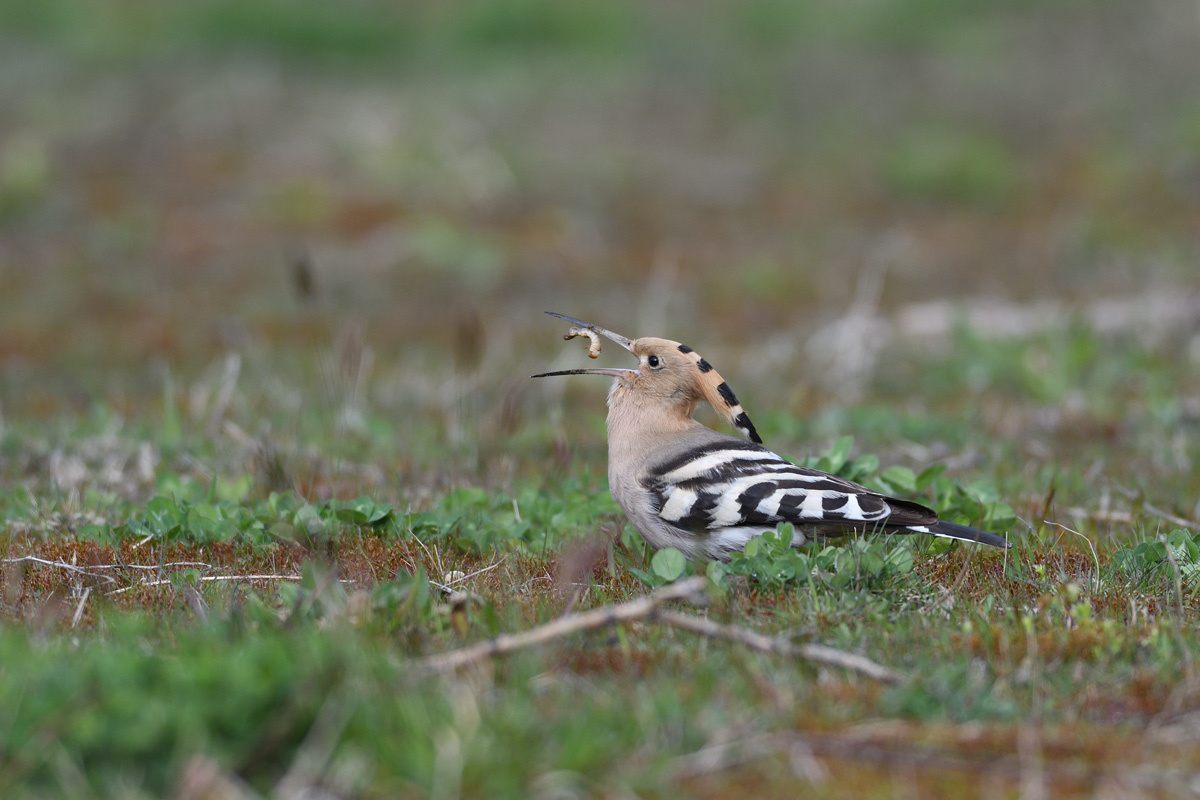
<box><xmin>1143</xmin><ymin>503</ymin><xmax>1197</xmax><ymax>530</ymax></box>
<box><xmin>107</xmin><ymin>574</ymin><xmax>302</xmax><ymax>595</ymax></box>
<box><xmin>1066</xmin><ymin>507</ymin><xmax>1133</xmax><ymax>524</ymax></box>
<box><xmin>1107</xmin><ymin>483</ymin><xmax>1198</xmax><ymax>529</ymax></box>
<box><xmin>420</xmin><ymin>577</ymin><xmax>710</xmax><ymax>672</ymax></box>
<box><xmin>428</xmin><ymin>557</ymin><xmax>509</xmax><ymax>594</ymax></box>
<box><xmin>3</xmin><ymin>555</ymin><xmax>89</xmax><ymax>574</ymax></box>
<box><xmin>1069</xmin><ymin>503</ymin><xmax>1198</xmax><ymax>530</ymax></box>
<box><xmin>656</xmin><ymin>610</ymin><xmax>902</xmax><ymax>684</ymax></box>
<box><xmin>1</xmin><ymin>556</ymin><xmax>213</xmax><ymax>582</ymax></box>
<box><xmin>1</xmin><ymin>556</ymin><xmax>117</xmax><ymax>584</ymax></box>
<box><xmin>670</xmin><ymin>731</ymin><xmax>795</xmax><ymax>776</ymax></box>
<box><xmin>419</xmin><ymin>578</ymin><xmax>899</xmax><ymax>683</ymax></box>
<box><xmin>87</xmin><ymin>562</ymin><xmax>213</xmax><ymax>571</ymax></box>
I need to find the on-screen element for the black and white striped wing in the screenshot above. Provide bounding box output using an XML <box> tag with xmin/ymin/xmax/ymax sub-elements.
<box><xmin>641</xmin><ymin>440</ymin><xmax>935</xmax><ymax>533</ymax></box>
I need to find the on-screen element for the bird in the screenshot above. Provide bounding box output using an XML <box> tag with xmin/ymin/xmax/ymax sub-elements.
<box><xmin>533</xmin><ymin>312</ymin><xmax>1011</xmax><ymax>561</ymax></box>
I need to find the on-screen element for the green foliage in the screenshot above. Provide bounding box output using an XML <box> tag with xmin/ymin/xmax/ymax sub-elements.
<box><xmin>915</xmin><ymin>321</ymin><xmax>1173</xmax><ymax>427</ymax></box>
<box><xmin>370</xmin><ymin>566</ymin><xmax>436</xmax><ymax>628</ymax></box>
<box><xmin>925</xmin><ymin>474</ymin><xmax>1018</xmax><ymax>536</ymax></box>
<box><xmin>798</xmin><ymin>433</ymin><xmax>858</xmax><ymax>476</ymax></box>
<box><xmin>0</xmin><ymin>136</ymin><xmax>51</xmax><ymax>222</ymax></box>
<box><xmin>621</xmin><ymin>541</ymin><xmax>697</xmax><ymax>589</ymax></box>
<box><xmin>0</xmin><ymin>551</ymin><xmax>451</xmax><ymax>797</ymax></box>
<box><xmin>0</xmin><ymin>616</ymin><xmax>404</xmax><ymax>796</ymax></box>
<box><xmin>882</xmin><ymin>661</ymin><xmax>1018</xmax><ymax>721</ymax></box>
<box><xmin>408</xmin><ymin>478</ymin><xmax>619</xmax><ymax>554</ymax></box>
<box><xmin>1113</xmin><ymin>529</ymin><xmax>1200</xmax><ymax>584</ymax></box>
<box><xmin>0</xmin><ymin>618</ymin><xmax>322</xmax><ymax>791</ymax></box>
<box><xmin>714</xmin><ymin>523</ymin><xmax>916</xmax><ymax>591</ymax></box>
<box><xmin>108</xmin><ymin>492</ymin><xmax>395</xmax><ymax>547</ymax></box>
<box><xmin>650</xmin><ymin>547</ymin><xmax>686</xmax><ymax>582</ymax></box>
<box><xmin>185</xmin><ymin>0</ymin><xmax>418</xmax><ymax>60</ymax></box>
<box><xmin>445</xmin><ymin>0</ymin><xmax>633</xmax><ymax>53</ymax></box>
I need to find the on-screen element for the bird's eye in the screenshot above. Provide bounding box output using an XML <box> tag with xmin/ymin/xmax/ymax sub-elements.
<box><xmin>647</xmin><ymin>355</ymin><xmax>660</xmax><ymax>368</ymax></box>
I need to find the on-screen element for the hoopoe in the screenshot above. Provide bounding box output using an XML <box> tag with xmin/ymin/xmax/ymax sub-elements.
<box><xmin>533</xmin><ymin>312</ymin><xmax>1011</xmax><ymax>561</ymax></box>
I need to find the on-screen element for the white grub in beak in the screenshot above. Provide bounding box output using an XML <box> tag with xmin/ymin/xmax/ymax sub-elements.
<box><xmin>544</xmin><ymin>312</ymin><xmax>634</xmax><ymax>352</ymax></box>
<box><xmin>565</xmin><ymin>326</ymin><xmax>603</xmax><ymax>359</ymax></box>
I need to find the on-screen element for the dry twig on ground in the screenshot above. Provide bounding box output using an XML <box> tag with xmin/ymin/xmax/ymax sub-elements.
<box><xmin>420</xmin><ymin>577</ymin><xmax>901</xmax><ymax>682</ymax></box>
<box><xmin>656</xmin><ymin>610</ymin><xmax>902</xmax><ymax>684</ymax></box>
<box><xmin>419</xmin><ymin>576</ymin><xmax>710</xmax><ymax>672</ymax></box>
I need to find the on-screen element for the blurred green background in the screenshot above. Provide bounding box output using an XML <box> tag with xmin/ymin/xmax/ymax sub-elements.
<box><xmin>1</xmin><ymin>0</ymin><xmax>1198</xmax><ymax>500</ymax></box>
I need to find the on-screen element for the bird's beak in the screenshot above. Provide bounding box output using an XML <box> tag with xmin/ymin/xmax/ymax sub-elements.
<box><xmin>531</xmin><ymin>367</ymin><xmax>639</xmax><ymax>379</ymax></box>
<box><xmin>543</xmin><ymin>312</ymin><xmax>634</xmax><ymax>352</ymax></box>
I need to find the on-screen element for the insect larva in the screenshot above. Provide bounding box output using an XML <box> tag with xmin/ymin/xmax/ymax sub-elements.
<box><xmin>564</xmin><ymin>326</ymin><xmax>602</xmax><ymax>358</ymax></box>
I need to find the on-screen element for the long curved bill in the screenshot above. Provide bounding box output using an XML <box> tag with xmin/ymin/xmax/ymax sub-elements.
<box><xmin>531</xmin><ymin>368</ymin><xmax>638</xmax><ymax>379</ymax></box>
<box><xmin>544</xmin><ymin>312</ymin><xmax>634</xmax><ymax>352</ymax></box>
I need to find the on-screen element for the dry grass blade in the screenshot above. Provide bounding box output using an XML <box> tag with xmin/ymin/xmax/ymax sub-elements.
<box><xmin>184</xmin><ymin>586</ymin><xmax>209</xmax><ymax>622</ymax></box>
<box><xmin>273</xmin><ymin>694</ymin><xmax>356</xmax><ymax>800</ymax></box>
<box><xmin>655</xmin><ymin>610</ymin><xmax>902</xmax><ymax>683</ymax></box>
<box><xmin>173</xmin><ymin>757</ymin><xmax>262</xmax><ymax>800</ymax></box>
<box><xmin>1046</xmin><ymin>521</ymin><xmax>1101</xmax><ymax>593</ymax></box>
<box><xmin>419</xmin><ymin>577</ymin><xmax>710</xmax><ymax>672</ymax></box>
<box><xmin>1161</xmin><ymin>533</ymin><xmax>1186</xmax><ymax>616</ymax></box>
<box><xmin>70</xmin><ymin>586</ymin><xmax>90</xmax><ymax>628</ymax></box>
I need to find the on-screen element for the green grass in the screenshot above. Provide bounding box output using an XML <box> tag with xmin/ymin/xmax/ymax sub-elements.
<box><xmin>4</xmin><ymin>324</ymin><xmax>1200</xmax><ymax>797</ymax></box>
<box><xmin>2</xmin><ymin>295</ymin><xmax>1198</xmax><ymax>796</ymax></box>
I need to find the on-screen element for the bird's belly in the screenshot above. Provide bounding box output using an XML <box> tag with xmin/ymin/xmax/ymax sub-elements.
<box><xmin>704</xmin><ymin>525</ymin><xmax>810</xmax><ymax>561</ymax></box>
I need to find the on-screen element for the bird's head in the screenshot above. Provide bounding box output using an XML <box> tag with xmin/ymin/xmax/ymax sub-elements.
<box><xmin>532</xmin><ymin>312</ymin><xmax>762</xmax><ymax>444</ymax></box>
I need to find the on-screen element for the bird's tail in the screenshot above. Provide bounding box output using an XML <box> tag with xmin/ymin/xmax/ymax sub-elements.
<box><xmin>907</xmin><ymin>520</ymin><xmax>1011</xmax><ymax>548</ymax></box>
